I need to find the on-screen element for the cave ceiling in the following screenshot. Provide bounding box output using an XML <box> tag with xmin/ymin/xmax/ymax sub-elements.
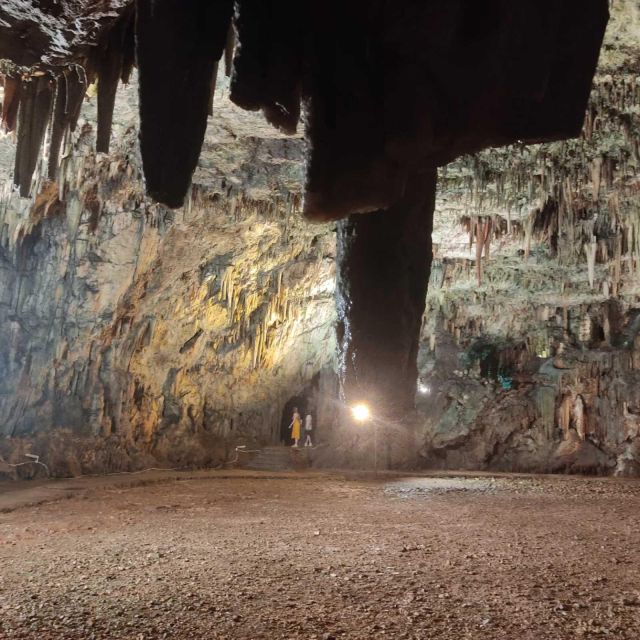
<box><xmin>0</xmin><ymin>0</ymin><xmax>608</xmax><ymax>215</ymax></box>
<box><xmin>0</xmin><ymin>1</ymin><xmax>131</xmax><ymax>67</ymax></box>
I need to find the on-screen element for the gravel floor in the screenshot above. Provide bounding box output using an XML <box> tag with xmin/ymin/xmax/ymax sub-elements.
<box><xmin>1</xmin><ymin>473</ymin><xmax>640</xmax><ymax>639</ymax></box>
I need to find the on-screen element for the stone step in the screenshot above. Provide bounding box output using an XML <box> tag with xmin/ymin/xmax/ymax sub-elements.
<box><xmin>242</xmin><ymin>446</ymin><xmax>313</xmax><ymax>471</ymax></box>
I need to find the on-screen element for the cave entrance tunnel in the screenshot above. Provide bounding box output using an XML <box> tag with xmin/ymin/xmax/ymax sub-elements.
<box><xmin>279</xmin><ymin>375</ymin><xmax>321</xmax><ymax>445</ymax></box>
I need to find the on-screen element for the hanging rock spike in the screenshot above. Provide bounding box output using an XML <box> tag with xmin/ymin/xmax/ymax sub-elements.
<box><xmin>48</xmin><ymin>74</ymin><xmax>68</xmax><ymax>180</ymax></box>
<box><xmin>96</xmin><ymin>9</ymin><xmax>134</xmax><ymax>154</ymax></box>
<box><xmin>136</xmin><ymin>0</ymin><xmax>233</xmax><ymax>208</ymax></box>
<box><xmin>1</xmin><ymin>75</ymin><xmax>21</xmax><ymax>133</ymax></box>
<box><xmin>14</xmin><ymin>75</ymin><xmax>54</xmax><ymax>198</ymax></box>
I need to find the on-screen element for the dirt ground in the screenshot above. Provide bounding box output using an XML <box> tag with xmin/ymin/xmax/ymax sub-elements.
<box><xmin>1</xmin><ymin>472</ymin><xmax>640</xmax><ymax>640</ymax></box>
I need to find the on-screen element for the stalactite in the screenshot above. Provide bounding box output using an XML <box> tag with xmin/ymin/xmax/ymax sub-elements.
<box><xmin>591</xmin><ymin>156</ymin><xmax>602</xmax><ymax>202</ymax></box>
<box><xmin>224</xmin><ymin>23</ymin><xmax>235</xmax><ymax>77</ymax></box>
<box><xmin>120</xmin><ymin>11</ymin><xmax>136</xmax><ymax>85</ymax></box>
<box><xmin>48</xmin><ymin>74</ymin><xmax>68</xmax><ymax>180</ymax></box>
<box><xmin>136</xmin><ymin>0</ymin><xmax>233</xmax><ymax>208</ymax></box>
<box><xmin>627</xmin><ymin>212</ymin><xmax>638</xmax><ymax>276</ymax></box>
<box><xmin>207</xmin><ymin>61</ymin><xmax>219</xmax><ymax>117</ymax></box>
<box><xmin>482</xmin><ymin>217</ymin><xmax>492</xmax><ymax>260</ymax></box>
<box><xmin>14</xmin><ymin>75</ymin><xmax>54</xmax><ymax>198</ymax></box>
<box><xmin>523</xmin><ymin>212</ymin><xmax>534</xmax><ymax>262</ymax></box>
<box><xmin>1</xmin><ymin>75</ymin><xmax>21</xmax><ymax>133</ymax></box>
<box><xmin>613</xmin><ymin>233</ymin><xmax>622</xmax><ymax>297</ymax></box>
<box><xmin>96</xmin><ymin>24</ymin><xmax>124</xmax><ymax>153</ymax></box>
<box><xmin>231</xmin><ymin>0</ymin><xmax>302</xmax><ymax>135</ymax></box>
<box><xmin>475</xmin><ymin>219</ymin><xmax>483</xmax><ymax>286</ymax></box>
<box><xmin>563</xmin><ymin>306</ymin><xmax>570</xmax><ymax>340</ymax></box>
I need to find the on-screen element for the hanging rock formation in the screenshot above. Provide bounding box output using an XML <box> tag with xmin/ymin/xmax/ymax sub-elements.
<box><xmin>47</xmin><ymin>68</ymin><xmax>87</xmax><ymax>181</ymax></box>
<box><xmin>136</xmin><ymin>0</ymin><xmax>233</xmax><ymax>207</ymax></box>
<box><xmin>336</xmin><ymin>171</ymin><xmax>436</xmax><ymax>416</ymax></box>
<box><xmin>13</xmin><ymin>76</ymin><xmax>54</xmax><ymax>197</ymax></box>
<box><xmin>96</xmin><ymin>6</ymin><xmax>135</xmax><ymax>154</ymax></box>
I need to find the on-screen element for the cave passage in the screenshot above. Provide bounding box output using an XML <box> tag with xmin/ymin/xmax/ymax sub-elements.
<box><xmin>3</xmin><ymin>4</ymin><xmax>640</xmax><ymax>634</ymax></box>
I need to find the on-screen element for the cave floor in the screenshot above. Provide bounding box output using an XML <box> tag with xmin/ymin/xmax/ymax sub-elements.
<box><xmin>1</xmin><ymin>472</ymin><xmax>640</xmax><ymax>639</ymax></box>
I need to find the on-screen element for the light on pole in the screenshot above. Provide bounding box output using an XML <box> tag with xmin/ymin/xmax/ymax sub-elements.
<box><xmin>351</xmin><ymin>402</ymin><xmax>377</xmax><ymax>473</ymax></box>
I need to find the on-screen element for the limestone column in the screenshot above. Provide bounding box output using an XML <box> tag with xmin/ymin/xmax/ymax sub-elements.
<box><xmin>335</xmin><ymin>169</ymin><xmax>436</xmax><ymax>419</ymax></box>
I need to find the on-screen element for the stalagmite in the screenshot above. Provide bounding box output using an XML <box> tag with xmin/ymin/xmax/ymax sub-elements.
<box><xmin>136</xmin><ymin>0</ymin><xmax>233</xmax><ymax>208</ymax></box>
<box><xmin>574</xmin><ymin>395</ymin><xmax>586</xmax><ymax>440</ymax></box>
<box><xmin>559</xmin><ymin>394</ymin><xmax>573</xmax><ymax>435</ymax></box>
<box><xmin>336</xmin><ymin>170</ymin><xmax>436</xmax><ymax>417</ymax></box>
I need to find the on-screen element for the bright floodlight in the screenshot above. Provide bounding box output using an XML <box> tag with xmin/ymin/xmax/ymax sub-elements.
<box><xmin>351</xmin><ymin>403</ymin><xmax>370</xmax><ymax>422</ymax></box>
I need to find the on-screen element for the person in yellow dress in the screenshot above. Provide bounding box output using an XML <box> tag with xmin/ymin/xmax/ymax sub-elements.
<box><xmin>288</xmin><ymin>407</ymin><xmax>302</xmax><ymax>447</ymax></box>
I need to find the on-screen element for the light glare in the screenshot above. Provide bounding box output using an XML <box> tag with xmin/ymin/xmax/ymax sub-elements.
<box><xmin>351</xmin><ymin>403</ymin><xmax>370</xmax><ymax>422</ymax></box>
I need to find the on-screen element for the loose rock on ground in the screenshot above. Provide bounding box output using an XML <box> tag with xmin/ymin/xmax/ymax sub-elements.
<box><xmin>0</xmin><ymin>473</ymin><xmax>639</xmax><ymax>639</ymax></box>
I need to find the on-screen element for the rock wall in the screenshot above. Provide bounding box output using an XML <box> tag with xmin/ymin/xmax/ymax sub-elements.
<box><xmin>409</xmin><ymin>3</ymin><xmax>640</xmax><ymax>477</ymax></box>
<box><xmin>416</xmin><ymin>281</ymin><xmax>640</xmax><ymax>476</ymax></box>
<box><xmin>0</xmin><ymin>81</ymin><xmax>336</xmax><ymax>476</ymax></box>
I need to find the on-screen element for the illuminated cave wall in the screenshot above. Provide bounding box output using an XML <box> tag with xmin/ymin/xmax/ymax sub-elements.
<box><xmin>0</xmin><ymin>79</ymin><xmax>336</xmax><ymax>475</ymax></box>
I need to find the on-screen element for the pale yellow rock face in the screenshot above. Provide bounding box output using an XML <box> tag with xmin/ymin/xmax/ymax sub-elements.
<box><xmin>0</xmin><ymin>76</ymin><xmax>336</xmax><ymax>475</ymax></box>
